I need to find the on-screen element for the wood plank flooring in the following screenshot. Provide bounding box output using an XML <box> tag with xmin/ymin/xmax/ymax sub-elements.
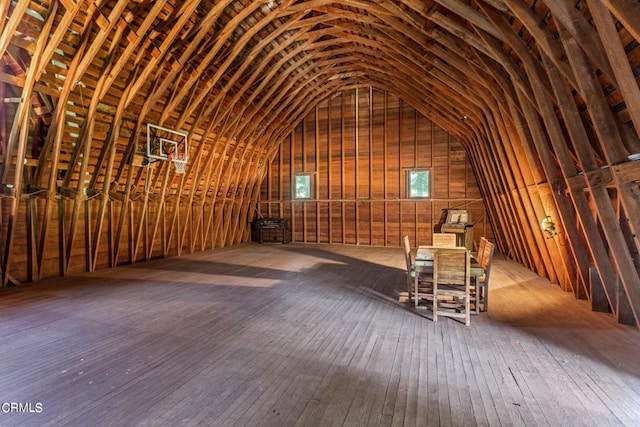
<box><xmin>1</xmin><ymin>243</ymin><xmax>639</xmax><ymax>426</ymax></box>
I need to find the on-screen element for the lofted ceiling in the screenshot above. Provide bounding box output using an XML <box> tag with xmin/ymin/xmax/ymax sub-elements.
<box><xmin>2</xmin><ymin>1</ymin><xmax>640</xmax><ymax>325</ymax></box>
<box><xmin>5</xmin><ymin>0</ymin><xmax>637</xmax><ymax>166</ymax></box>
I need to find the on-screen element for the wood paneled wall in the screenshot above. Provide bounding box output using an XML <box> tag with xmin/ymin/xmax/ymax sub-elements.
<box><xmin>258</xmin><ymin>87</ymin><xmax>493</xmax><ymax>248</ymax></box>
<box><xmin>3</xmin><ymin>183</ymin><xmax>225</xmax><ymax>282</ymax></box>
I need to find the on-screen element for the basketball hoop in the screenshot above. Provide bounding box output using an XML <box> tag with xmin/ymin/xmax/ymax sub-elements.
<box><xmin>169</xmin><ymin>152</ymin><xmax>187</xmax><ymax>174</ymax></box>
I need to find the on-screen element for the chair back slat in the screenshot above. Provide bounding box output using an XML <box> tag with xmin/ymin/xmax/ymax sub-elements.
<box><xmin>481</xmin><ymin>242</ymin><xmax>495</xmax><ymax>271</ymax></box>
<box><xmin>432</xmin><ymin>233</ymin><xmax>457</xmax><ymax>247</ymax></box>
<box><xmin>475</xmin><ymin>237</ymin><xmax>488</xmax><ymax>261</ymax></box>
<box><xmin>402</xmin><ymin>235</ymin><xmax>413</xmax><ymax>272</ymax></box>
<box><xmin>434</xmin><ymin>248</ymin><xmax>469</xmax><ymax>286</ymax></box>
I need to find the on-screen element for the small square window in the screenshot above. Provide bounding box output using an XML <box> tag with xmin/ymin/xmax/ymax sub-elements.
<box><xmin>294</xmin><ymin>173</ymin><xmax>313</xmax><ymax>199</ymax></box>
<box><xmin>407</xmin><ymin>169</ymin><xmax>431</xmax><ymax>198</ymax></box>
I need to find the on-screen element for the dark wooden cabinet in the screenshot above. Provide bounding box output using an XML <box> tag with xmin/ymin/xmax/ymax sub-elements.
<box><xmin>251</xmin><ymin>218</ymin><xmax>290</xmax><ymax>243</ymax></box>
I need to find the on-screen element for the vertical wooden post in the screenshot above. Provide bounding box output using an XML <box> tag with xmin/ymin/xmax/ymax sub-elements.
<box><xmin>112</xmin><ymin>161</ymin><xmax>137</xmax><ymax>265</ymax></box>
<box><xmin>279</xmin><ymin>140</ymin><xmax>284</xmax><ymax>219</ymax></box>
<box><xmin>369</xmin><ymin>87</ymin><xmax>374</xmax><ymax>245</ymax></box>
<box><xmin>25</xmin><ymin>198</ymin><xmax>36</xmax><ymax>283</ymax></box>
<box><xmin>383</xmin><ymin>90</ymin><xmax>388</xmax><ymax>246</ymax></box>
<box><xmin>430</xmin><ymin>117</ymin><xmax>434</xmax><ymax>240</ymax></box>
<box><xmin>290</xmin><ymin>131</ymin><xmax>295</xmax><ymax>242</ymax></box>
<box><xmin>414</xmin><ymin>109</ymin><xmax>418</xmax><ymax>243</ymax></box>
<box><xmin>108</xmin><ymin>200</ymin><xmax>114</xmax><ymax>268</ymax></box>
<box><xmin>0</xmin><ymin>76</ymin><xmax>4</xmax><ymax>160</ymax></box>
<box><xmin>128</xmin><ymin>199</ymin><xmax>135</xmax><ymax>262</ymax></box>
<box><xmin>341</xmin><ymin>92</ymin><xmax>345</xmax><ymax>243</ymax></box>
<box><xmin>267</xmin><ymin>154</ymin><xmax>273</xmax><ymax>218</ymax></box>
<box><xmin>84</xmin><ymin>200</ymin><xmax>92</xmax><ymax>272</ymax></box>
<box><xmin>301</xmin><ymin>119</ymin><xmax>306</xmax><ymax>243</ymax></box>
<box><xmin>58</xmin><ymin>199</ymin><xmax>66</xmax><ymax>276</ymax></box>
<box><xmin>162</xmin><ymin>200</ymin><xmax>167</xmax><ymax>256</ymax></box>
<box><xmin>355</xmin><ymin>87</ymin><xmax>359</xmax><ymax>245</ymax></box>
<box><xmin>328</xmin><ymin>96</ymin><xmax>333</xmax><ymax>244</ymax></box>
<box><xmin>141</xmin><ymin>201</ymin><xmax>149</xmax><ymax>261</ymax></box>
<box><xmin>398</xmin><ymin>98</ymin><xmax>402</xmax><ymax>245</ymax></box>
<box><xmin>315</xmin><ymin>105</ymin><xmax>320</xmax><ymax>243</ymax></box>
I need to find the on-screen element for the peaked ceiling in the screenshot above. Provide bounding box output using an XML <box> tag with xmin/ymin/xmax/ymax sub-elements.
<box><xmin>5</xmin><ymin>0</ymin><xmax>638</xmax><ymax>165</ymax></box>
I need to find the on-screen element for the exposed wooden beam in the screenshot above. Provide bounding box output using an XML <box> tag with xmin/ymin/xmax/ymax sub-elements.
<box><xmin>587</xmin><ymin>0</ymin><xmax>640</xmax><ymax>142</ymax></box>
<box><xmin>1</xmin><ymin>0</ymin><xmax>58</xmax><ymax>287</ymax></box>
<box><xmin>600</xmin><ymin>0</ymin><xmax>640</xmax><ymax>42</ymax></box>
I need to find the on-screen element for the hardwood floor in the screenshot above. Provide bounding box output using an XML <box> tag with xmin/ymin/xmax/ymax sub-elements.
<box><xmin>1</xmin><ymin>243</ymin><xmax>639</xmax><ymax>426</ymax></box>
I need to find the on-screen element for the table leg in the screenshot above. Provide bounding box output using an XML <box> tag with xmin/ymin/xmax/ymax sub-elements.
<box><xmin>414</xmin><ymin>269</ymin><xmax>419</xmax><ymax>309</ymax></box>
<box><xmin>475</xmin><ymin>275</ymin><xmax>480</xmax><ymax>315</ymax></box>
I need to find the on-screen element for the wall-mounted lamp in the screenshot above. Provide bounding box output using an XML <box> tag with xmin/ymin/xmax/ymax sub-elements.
<box><xmin>541</xmin><ymin>215</ymin><xmax>558</xmax><ymax>238</ymax></box>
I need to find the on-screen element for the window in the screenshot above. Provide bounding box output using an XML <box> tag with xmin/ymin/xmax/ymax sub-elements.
<box><xmin>294</xmin><ymin>173</ymin><xmax>313</xmax><ymax>199</ymax></box>
<box><xmin>407</xmin><ymin>169</ymin><xmax>431</xmax><ymax>198</ymax></box>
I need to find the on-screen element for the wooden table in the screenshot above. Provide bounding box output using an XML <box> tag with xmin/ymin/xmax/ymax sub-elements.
<box><xmin>415</xmin><ymin>245</ymin><xmax>437</xmax><ymax>264</ymax></box>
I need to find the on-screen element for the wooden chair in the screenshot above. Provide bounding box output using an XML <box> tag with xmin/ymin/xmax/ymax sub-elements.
<box><xmin>432</xmin><ymin>247</ymin><xmax>471</xmax><ymax>325</ymax></box>
<box><xmin>432</xmin><ymin>232</ymin><xmax>457</xmax><ymax>247</ymax></box>
<box><xmin>402</xmin><ymin>236</ymin><xmax>433</xmax><ymax>307</ymax></box>
<box><xmin>470</xmin><ymin>241</ymin><xmax>495</xmax><ymax>313</ymax></box>
<box><xmin>471</xmin><ymin>236</ymin><xmax>488</xmax><ymax>265</ymax></box>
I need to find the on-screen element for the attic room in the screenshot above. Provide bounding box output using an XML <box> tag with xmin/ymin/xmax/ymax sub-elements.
<box><xmin>1</xmin><ymin>0</ymin><xmax>640</xmax><ymax>425</ymax></box>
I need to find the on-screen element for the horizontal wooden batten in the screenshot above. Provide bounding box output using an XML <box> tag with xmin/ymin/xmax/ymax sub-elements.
<box><xmin>261</xmin><ymin>198</ymin><xmax>483</xmax><ymax>203</ymax></box>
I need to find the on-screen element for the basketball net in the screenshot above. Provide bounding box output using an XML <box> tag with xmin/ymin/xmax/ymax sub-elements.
<box><xmin>169</xmin><ymin>152</ymin><xmax>187</xmax><ymax>174</ymax></box>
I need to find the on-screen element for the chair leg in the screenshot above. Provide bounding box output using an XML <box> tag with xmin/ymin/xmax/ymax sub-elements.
<box><xmin>482</xmin><ymin>283</ymin><xmax>488</xmax><ymax>312</ymax></box>
<box><xmin>414</xmin><ymin>272</ymin><xmax>419</xmax><ymax>309</ymax></box>
<box><xmin>473</xmin><ymin>281</ymin><xmax>487</xmax><ymax>312</ymax></box>
<box><xmin>432</xmin><ymin>286</ymin><xmax>438</xmax><ymax>322</ymax></box>
<box><xmin>474</xmin><ymin>276</ymin><xmax>480</xmax><ymax>315</ymax></box>
<box><xmin>465</xmin><ymin>293</ymin><xmax>470</xmax><ymax>326</ymax></box>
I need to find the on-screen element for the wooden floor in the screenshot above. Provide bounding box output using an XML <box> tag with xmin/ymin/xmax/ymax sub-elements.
<box><xmin>1</xmin><ymin>243</ymin><xmax>640</xmax><ymax>426</ymax></box>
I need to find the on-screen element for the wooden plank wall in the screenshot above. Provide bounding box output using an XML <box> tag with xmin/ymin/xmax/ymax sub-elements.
<box><xmin>258</xmin><ymin>87</ymin><xmax>493</xmax><ymax>248</ymax></box>
<box><xmin>5</xmin><ymin>136</ymin><xmax>267</xmax><ymax>282</ymax></box>
<box><xmin>3</xmin><ymin>189</ymin><xmax>192</xmax><ymax>281</ymax></box>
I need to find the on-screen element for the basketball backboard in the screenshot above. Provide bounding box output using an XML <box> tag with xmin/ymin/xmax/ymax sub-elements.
<box><xmin>146</xmin><ymin>123</ymin><xmax>188</xmax><ymax>164</ymax></box>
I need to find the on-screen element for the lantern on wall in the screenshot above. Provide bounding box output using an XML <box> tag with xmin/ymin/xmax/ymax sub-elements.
<box><xmin>541</xmin><ymin>216</ymin><xmax>558</xmax><ymax>238</ymax></box>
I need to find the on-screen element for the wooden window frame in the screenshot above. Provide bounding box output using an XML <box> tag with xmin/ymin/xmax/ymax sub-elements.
<box><xmin>406</xmin><ymin>168</ymin><xmax>431</xmax><ymax>199</ymax></box>
<box><xmin>294</xmin><ymin>172</ymin><xmax>314</xmax><ymax>200</ymax></box>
